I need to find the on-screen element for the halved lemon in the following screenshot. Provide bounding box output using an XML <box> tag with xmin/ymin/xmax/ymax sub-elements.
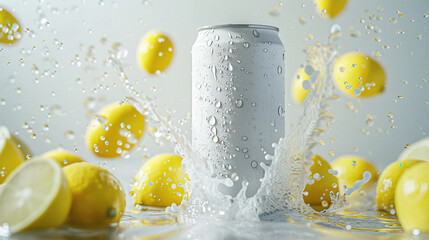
<box><xmin>0</xmin><ymin>158</ymin><xmax>71</xmax><ymax>233</ymax></box>
<box><xmin>0</xmin><ymin>125</ymin><xmax>25</xmax><ymax>184</ymax></box>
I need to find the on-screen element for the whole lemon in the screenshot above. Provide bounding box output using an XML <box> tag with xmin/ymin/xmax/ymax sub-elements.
<box><xmin>63</xmin><ymin>162</ymin><xmax>126</xmax><ymax>226</ymax></box>
<box><xmin>0</xmin><ymin>126</ymin><xmax>25</xmax><ymax>184</ymax></box>
<box><xmin>397</xmin><ymin>137</ymin><xmax>429</xmax><ymax>162</ymax></box>
<box><xmin>333</xmin><ymin>52</ymin><xmax>386</xmax><ymax>98</ymax></box>
<box><xmin>395</xmin><ymin>162</ymin><xmax>429</xmax><ymax>233</ymax></box>
<box><xmin>314</xmin><ymin>0</ymin><xmax>348</xmax><ymax>19</ymax></box>
<box><xmin>303</xmin><ymin>155</ymin><xmax>339</xmax><ymax>211</ymax></box>
<box><xmin>136</xmin><ymin>31</ymin><xmax>174</xmax><ymax>74</ymax></box>
<box><xmin>331</xmin><ymin>155</ymin><xmax>378</xmax><ymax>195</ymax></box>
<box><xmin>86</xmin><ymin>102</ymin><xmax>145</xmax><ymax>158</ymax></box>
<box><xmin>132</xmin><ymin>154</ymin><xmax>189</xmax><ymax>208</ymax></box>
<box><xmin>41</xmin><ymin>148</ymin><xmax>85</xmax><ymax>167</ymax></box>
<box><xmin>291</xmin><ymin>67</ymin><xmax>311</xmax><ymax>104</ymax></box>
<box><xmin>0</xmin><ymin>8</ymin><xmax>22</xmax><ymax>44</ymax></box>
<box><xmin>376</xmin><ymin>159</ymin><xmax>424</xmax><ymax>213</ymax></box>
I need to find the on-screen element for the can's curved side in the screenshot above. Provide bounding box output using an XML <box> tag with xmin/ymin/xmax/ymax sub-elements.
<box><xmin>192</xmin><ymin>25</ymin><xmax>285</xmax><ymax>198</ymax></box>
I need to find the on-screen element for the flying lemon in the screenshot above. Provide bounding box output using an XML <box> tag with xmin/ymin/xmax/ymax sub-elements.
<box><xmin>333</xmin><ymin>52</ymin><xmax>386</xmax><ymax>98</ymax></box>
<box><xmin>331</xmin><ymin>155</ymin><xmax>378</xmax><ymax>195</ymax></box>
<box><xmin>395</xmin><ymin>162</ymin><xmax>429</xmax><ymax>233</ymax></box>
<box><xmin>0</xmin><ymin>7</ymin><xmax>22</xmax><ymax>44</ymax></box>
<box><xmin>314</xmin><ymin>0</ymin><xmax>348</xmax><ymax>19</ymax></box>
<box><xmin>41</xmin><ymin>148</ymin><xmax>85</xmax><ymax>167</ymax></box>
<box><xmin>137</xmin><ymin>30</ymin><xmax>174</xmax><ymax>74</ymax></box>
<box><xmin>0</xmin><ymin>158</ymin><xmax>72</xmax><ymax>233</ymax></box>
<box><xmin>291</xmin><ymin>67</ymin><xmax>311</xmax><ymax>104</ymax></box>
<box><xmin>132</xmin><ymin>154</ymin><xmax>189</xmax><ymax>208</ymax></box>
<box><xmin>86</xmin><ymin>101</ymin><xmax>145</xmax><ymax>158</ymax></box>
<box><xmin>376</xmin><ymin>159</ymin><xmax>424</xmax><ymax>213</ymax></box>
<box><xmin>63</xmin><ymin>162</ymin><xmax>126</xmax><ymax>226</ymax></box>
<box><xmin>0</xmin><ymin>126</ymin><xmax>25</xmax><ymax>184</ymax></box>
<box><xmin>303</xmin><ymin>155</ymin><xmax>339</xmax><ymax>211</ymax></box>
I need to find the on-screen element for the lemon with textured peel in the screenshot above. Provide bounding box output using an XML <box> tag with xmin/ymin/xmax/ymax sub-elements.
<box><xmin>303</xmin><ymin>155</ymin><xmax>339</xmax><ymax>211</ymax></box>
<box><xmin>0</xmin><ymin>126</ymin><xmax>25</xmax><ymax>184</ymax></box>
<box><xmin>0</xmin><ymin>158</ymin><xmax>71</xmax><ymax>233</ymax></box>
<box><xmin>333</xmin><ymin>52</ymin><xmax>386</xmax><ymax>98</ymax></box>
<box><xmin>63</xmin><ymin>162</ymin><xmax>126</xmax><ymax>226</ymax></box>
<box><xmin>314</xmin><ymin>0</ymin><xmax>348</xmax><ymax>19</ymax></box>
<box><xmin>86</xmin><ymin>101</ymin><xmax>145</xmax><ymax>158</ymax></box>
<box><xmin>398</xmin><ymin>137</ymin><xmax>429</xmax><ymax>162</ymax></box>
<box><xmin>395</xmin><ymin>162</ymin><xmax>429</xmax><ymax>232</ymax></box>
<box><xmin>132</xmin><ymin>154</ymin><xmax>189</xmax><ymax>208</ymax></box>
<box><xmin>0</xmin><ymin>8</ymin><xmax>22</xmax><ymax>44</ymax></box>
<box><xmin>137</xmin><ymin>31</ymin><xmax>174</xmax><ymax>74</ymax></box>
<box><xmin>376</xmin><ymin>159</ymin><xmax>424</xmax><ymax>213</ymax></box>
<box><xmin>291</xmin><ymin>67</ymin><xmax>311</xmax><ymax>104</ymax></box>
<box><xmin>331</xmin><ymin>155</ymin><xmax>378</xmax><ymax>195</ymax></box>
<box><xmin>41</xmin><ymin>148</ymin><xmax>85</xmax><ymax>167</ymax></box>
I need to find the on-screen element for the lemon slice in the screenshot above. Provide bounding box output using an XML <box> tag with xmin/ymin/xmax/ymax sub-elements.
<box><xmin>0</xmin><ymin>158</ymin><xmax>71</xmax><ymax>233</ymax></box>
<box><xmin>398</xmin><ymin>137</ymin><xmax>429</xmax><ymax>162</ymax></box>
<box><xmin>0</xmin><ymin>126</ymin><xmax>25</xmax><ymax>184</ymax></box>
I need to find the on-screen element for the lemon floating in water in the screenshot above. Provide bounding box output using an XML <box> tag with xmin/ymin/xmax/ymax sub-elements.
<box><xmin>397</xmin><ymin>137</ymin><xmax>429</xmax><ymax>162</ymax></box>
<box><xmin>63</xmin><ymin>162</ymin><xmax>126</xmax><ymax>226</ymax></box>
<box><xmin>333</xmin><ymin>52</ymin><xmax>386</xmax><ymax>98</ymax></box>
<box><xmin>395</xmin><ymin>162</ymin><xmax>429</xmax><ymax>233</ymax></box>
<box><xmin>376</xmin><ymin>159</ymin><xmax>423</xmax><ymax>213</ymax></box>
<box><xmin>303</xmin><ymin>155</ymin><xmax>339</xmax><ymax>211</ymax></box>
<box><xmin>331</xmin><ymin>155</ymin><xmax>378</xmax><ymax>195</ymax></box>
<box><xmin>314</xmin><ymin>0</ymin><xmax>348</xmax><ymax>19</ymax></box>
<box><xmin>41</xmin><ymin>148</ymin><xmax>85</xmax><ymax>167</ymax></box>
<box><xmin>137</xmin><ymin>30</ymin><xmax>174</xmax><ymax>74</ymax></box>
<box><xmin>0</xmin><ymin>7</ymin><xmax>22</xmax><ymax>44</ymax></box>
<box><xmin>291</xmin><ymin>67</ymin><xmax>311</xmax><ymax>104</ymax></box>
<box><xmin>10</xmin><ymin>135</ymin><xmax>31</xmax><ymax>159</ymax></box>
<box><xmin>0</xmin><ymin>158</ymin><xmax>72</xmax><ymax>233</ymax></box>
<box><xmin>86</xmin><ymin>101</ymin><xmax>145</xmax><ymax>158</ymax></box>
<box><xmin>0</xmin><ymin>126</ymin><xmax>25</xmax><ymax>184</ymax></box>
<box><xmin>132</xmin><ymin>154</ymin><xmax>189</xmax><ymax>208</ymax></box>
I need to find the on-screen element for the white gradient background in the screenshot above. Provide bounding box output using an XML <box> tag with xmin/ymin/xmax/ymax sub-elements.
<box><xmin>0</xmin><ymin>0</ymin><xmax>428</xmax><ymax>209</ymax></box>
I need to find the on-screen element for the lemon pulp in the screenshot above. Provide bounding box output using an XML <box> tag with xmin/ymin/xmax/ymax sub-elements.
<box><xmin>0</xmin><ymin>158</ymin><xmax>71</xmax><ymax>233</ymax></box>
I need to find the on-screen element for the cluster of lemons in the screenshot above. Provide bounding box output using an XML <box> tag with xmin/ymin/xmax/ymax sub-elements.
<box><xmin>0</xmin><ymin>102</ymin><xmax>187</xmax><ymax>234</ymax></box>
<box><xmin>0</xmin><ymin>7</ymin><xmax>180</xmax><ymax>234</ymax></box>
<box><xmin>303</xmin><ymin>138</ymin><xmax>429</xmax><ymax>234</ymax></box>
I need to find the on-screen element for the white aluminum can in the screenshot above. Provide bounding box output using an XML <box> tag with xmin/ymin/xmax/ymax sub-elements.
<box><xmin>192</xmin><ymin>24</ymin><xmax>285</xmax><ymax>198</ymax></box>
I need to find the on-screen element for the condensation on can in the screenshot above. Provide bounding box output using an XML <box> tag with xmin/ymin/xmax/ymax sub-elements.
<box><xmin>192</xmin><ymin>24</ymin><xmax>285</xmax><ymax>198</ymax></box>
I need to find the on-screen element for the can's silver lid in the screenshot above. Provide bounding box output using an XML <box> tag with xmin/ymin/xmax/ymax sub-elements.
<box><xmin>198</xmin><ymin>24</ymin><xmax>279</xmax><ymax>32</ymax></box>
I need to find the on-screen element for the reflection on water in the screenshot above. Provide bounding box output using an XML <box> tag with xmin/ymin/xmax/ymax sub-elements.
<box><xmin>6</xmin><ymin>208</ymin><xmax>405</xmax><ymax>239</ymax></box>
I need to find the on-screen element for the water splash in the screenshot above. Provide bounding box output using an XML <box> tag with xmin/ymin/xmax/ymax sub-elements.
<box><xmin>108</xmin><ymin>26</ymin><xmax>350</xmax><ymax>226</ymax></box>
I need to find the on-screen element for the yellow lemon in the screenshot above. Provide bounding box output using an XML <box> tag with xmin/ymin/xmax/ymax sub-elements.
<box><xmin>0</xmin><ymin>7</ymin><xmax>22</xmax><ymax>44</ymax></box>
<box><xmin>395</xmin><ymin>162</ymin><xmax>429</xmax><ymax>233</ymax></box>
<box><xmin>333</xmin><ymin>52</ymin><xmax>386</xmax><ymax>98</ymax></box>
<box><xmin>0</xmin><ymin>158</ymin><xmax>71</xmax><ymax>233</ymax></box>
<box><xmin>303</xmin><ymin>155</ymin><xmax>339</xmax><ymax>211</ymax></box>
<box><xmin>10</xmin><ymin>135</ymin><xmax>31</xmax><ymax>159</ymax></box>
<box><xmin>137</xmin><ymin>30</ymin><xmax>174</xmax><ymax>74</ymax></box>
<box><xmin>41</xmin><ymin>148</ymin><xmax>85</xmax><ymax>167</ymax></box>
<box><xmin>291</xmin><ymin>67</ymin><xmax>311</xmax><ymax>104</ymax></box>
<box><xmin>86</xmin><ymin>102</ymin><xmax>145</xmax><ymax>158</ymax></box>
<box><xmin>0</xmin><ymin>126</ymin><xmax>25</xmax><ymax>184</ymax></box>
<box><xmin>376</xmin><ymin>159</ymin><xmax>424</xmax><ymax>213</ymax></box>
<box><xmin>331</xmin><ymin>155</ymin><xmax>378</xmax><ymax>194</ymax></box>
<box><xmin>398</xmin><ymin>137</ymin><xmax>429</xmax><ymax>162</ymax></box>
<box><xmin>314</xmin><ymin>0</ymin><xmax>348</xmax><ymax>19</ymax></box>
<box><xmin>63</xmin><ymin>162</ymin><xmax>126</xmax><ymax>226</ymax></box>
<box><xmin>132</xmin><ymin>154</ymin><xmax>189</xmax><ymax>208</ymax></box>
